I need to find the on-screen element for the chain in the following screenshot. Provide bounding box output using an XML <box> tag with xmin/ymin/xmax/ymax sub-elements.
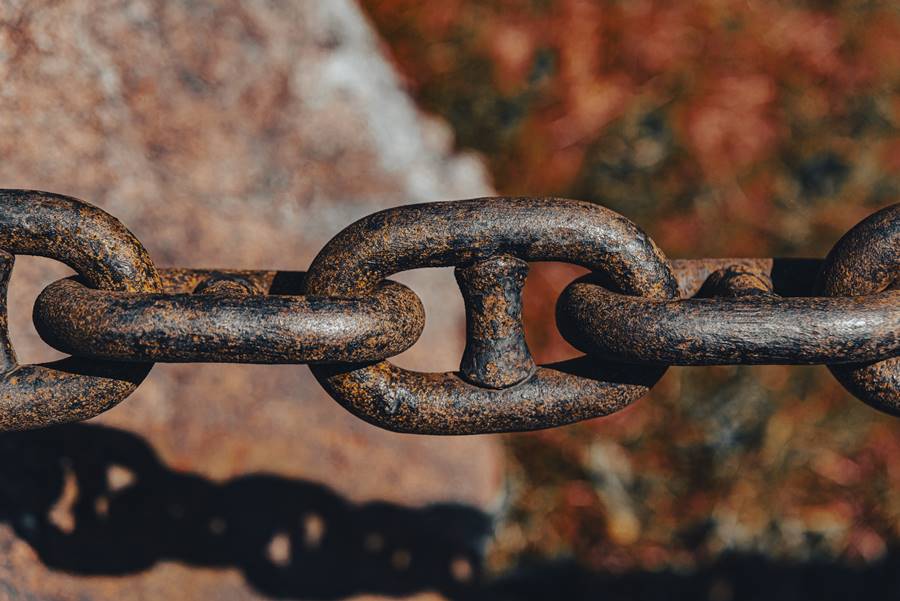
<box><xmin>0</xmin><ymin>189</ymin><xmax>897</xmax><ymax>433</ymax></box>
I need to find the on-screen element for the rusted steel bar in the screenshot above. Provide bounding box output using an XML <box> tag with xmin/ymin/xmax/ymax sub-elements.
<box><xmin>313</xmin><ymin>358</ymin><xmax>664</xmax><ymax>435</ymax></box>
<box><xmin>34</xmin><ymin>269</ymin><xmax>425</xmax><ymax>364</ymax></box>
<box><xmin>557</xmin><ymin>263</ymin><xmax>900</xmax><ymax>366</ymax></box>
<box><xmin>0</xmin><ymin>190</ymin><xmax>159</xmax><ymax>431</ymax></box>
<box><xmin>305</xmin><ymin>197</ymin><xmax>678</xmax><ymax>435</ymax></box>
<box><xmin>819</xmin><ymin>203</ymin><xmax>900</xmax><ymax>415</ymax></box>
<box><xmin>456</xmin><ymin>255</ymin><xmax>534</xmax><ymax>389</ymax></box>
<box><xmin>305</xmin><ymin>197</ymin><xmax>677</xmax><ymax>298</ymax></box>
<box><xmin>0</xmin><ymin>190</ymin><xmax>160</xmax><ymax>291</ymax></box>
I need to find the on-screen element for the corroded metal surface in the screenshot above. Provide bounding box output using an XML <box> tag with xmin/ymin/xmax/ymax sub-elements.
<box><xmin>34</xmin><ymin>269</ymin><xmax>424</xmax><ymax>364</ymax></box>
<box><xmin>456</xmin><ymin>255</ymin><xmax>534</xmax><ymax>389</ymax></box>
<box><xmin>668</xmin><ymin>258</ymin><xmax>822</xmax><ymax>298</ymax></box>
<box><xmin>558</xmin><ymin>261</ymin><xmax>900</xmax><ymax>365</ymax></box>
<box><xmin>305</xmin><ymin>197</ymin><xmax>678</xmax><ymax>434</ymax></box>
<box><xmin>4</xmin><ymin>192</ymin><xmax>900</xmax><ymax>435</ymax></box>
<box><xmin>0</xmin><ymin>190</ymin><xmax>159</xmax><ymax>431</ymax></box>
<box><xmin>820</xmin><ymin>203</ymin><xmax>900</xmax><ymax>415</ymax></box>
<box><xmin>304</xmin><ymin>197</ymin><xmax>678</xmax><ymax>298</ymax></box>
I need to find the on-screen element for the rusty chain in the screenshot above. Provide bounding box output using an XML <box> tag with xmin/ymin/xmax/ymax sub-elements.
<box><xmin>0</xmin><ymin>188</ymin><xmax>896</xmax><ymax>433</ymax></box>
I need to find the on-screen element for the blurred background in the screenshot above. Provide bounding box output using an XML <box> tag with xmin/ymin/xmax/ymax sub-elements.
<box><xmin>2</xmin><ymin>0</ymin><xmax>900</xmax><ymax>599</ymax></box>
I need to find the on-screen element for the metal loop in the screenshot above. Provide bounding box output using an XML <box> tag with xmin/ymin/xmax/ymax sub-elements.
<box><xmin>557</xmin><ymin>258</ymin><xmax>900</xmax><ymax>366</ymax></box>
<box><xmin>818</xmin><ymin>203</ymin><xmax>900</xmax><ymax>415</ymax></box>
<box><xmin>0</xmin><ymin>190</ymin><xmax>160</xmax><ymax>431</ymax></box>
<box><xmin>33</xmin><ymin>269</ymin><xmax>425</xmax><ymax>364</ymax></box>
<box><xmin>305</xmin><ymin>197</ymin><xmax>678</xmax><ymax>434</ymax></box>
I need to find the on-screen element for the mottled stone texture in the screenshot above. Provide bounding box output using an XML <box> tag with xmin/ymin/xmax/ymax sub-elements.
<box><xmin>0</xmin><ymin>1</ymin><xmax>498</xmax><ymax>599</ymax></box>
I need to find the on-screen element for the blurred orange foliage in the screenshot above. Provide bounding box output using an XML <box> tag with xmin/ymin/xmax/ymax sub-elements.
<box><xmin>363</xmin><ymin>0</ymin><xmax>900</xmax><ymax>575</ymax></box>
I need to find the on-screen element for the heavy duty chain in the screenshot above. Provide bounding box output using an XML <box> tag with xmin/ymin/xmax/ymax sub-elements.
<box><xmin>0</xmin><ymin>189</ymin><xmax>898</xmax><ymax>434</ymax></box>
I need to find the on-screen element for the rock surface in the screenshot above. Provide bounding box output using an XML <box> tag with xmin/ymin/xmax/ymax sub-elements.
<box><xmin>0</xmin><ymin>1</ymin><xmax>500</xmax><ymax>599</ymax></box>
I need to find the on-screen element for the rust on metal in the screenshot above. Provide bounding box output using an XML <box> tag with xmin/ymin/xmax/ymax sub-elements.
<box><xmin>558</xmin><ymin>259</ymin><xmax>900</xmax><ymax>365</ymax></box>
<box><xmin>305</xmin><ymin>197</ymin><xmax>678</xmax><ymax>435</ymax></box>
<box><xmin>819</xmin><ymin>202</ymin><xmax>900</xmax><ymax>415</ymax></box>
<box><xmin>313</xmin><ymin>359</ymin><xmax>664</xmax><ymax>435</ymax></box>
<box><xmin>0</xmin><ymin>190</ymin><xmax>160</xmax><ymax>431</ymax></box>
<box><xmin>666</xmin><ymin>257</ymin><xmax>822</xmax><ymax>298</ymax></box>
<box><xmin>0</xmin><ymin>188</ymin><xmax>898</xmax><ymax>432</ymax></box>
<box><xmin>34</xmin><ymin>269</ymin><xmax>424</xmax><ymax>364</ymax></box>
<box><xmin>701</xmin><ymin>264</ymin><xmax>775</xmax><ymax>298</ymax></box>
<box><xmin>456</xmin><ymin>255</ymin><xmax>534</xmax><ymax>389</ymax></box>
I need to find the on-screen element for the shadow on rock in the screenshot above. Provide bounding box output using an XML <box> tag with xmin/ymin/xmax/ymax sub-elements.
<box><xmin>0</xmin><ymin>423</ymin><xmax>490</xmax><ymax>600</ymax></box>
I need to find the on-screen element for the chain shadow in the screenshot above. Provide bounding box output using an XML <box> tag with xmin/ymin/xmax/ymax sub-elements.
<box><xmin>0</xmin><ymin>423</ymin><xmax>490</xmax><ymax>600</ymax></box>
<box><xmin>8</xmin><ymin>424</ymin><xmax>899</xmax><ymax>600</ymax></box>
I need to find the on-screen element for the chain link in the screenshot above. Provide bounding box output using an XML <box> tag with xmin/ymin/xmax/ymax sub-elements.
<box><xmin>0</xmin><ymin>188</ymin><xmax>894</xmax><ymax>433</ymax></box>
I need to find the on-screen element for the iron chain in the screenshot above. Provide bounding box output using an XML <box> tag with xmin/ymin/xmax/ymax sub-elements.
<box><xmin>0</xmin><ymin>189</ymin><xmax>897</xmax><ymax>433</ymax></box>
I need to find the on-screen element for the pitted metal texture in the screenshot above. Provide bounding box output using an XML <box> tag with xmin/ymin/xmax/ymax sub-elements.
<box><xmin>0</xmin><ymin>190</ymin><xmax>160</xmax><ymax>431</ymax></box>
<box><xmin>0</xmin><ymin>188</ymin><xmax>896</xmax><ymax>434</ymax></box>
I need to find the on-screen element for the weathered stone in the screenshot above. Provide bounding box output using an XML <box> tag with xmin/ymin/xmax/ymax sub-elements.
<box><xmin>0</xmin><ymin>1</ymin><xmax>500</xmax><ymax>599</ymax></box>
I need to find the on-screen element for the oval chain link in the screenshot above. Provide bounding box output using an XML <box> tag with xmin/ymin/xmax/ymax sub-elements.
<box><xmin>303</xmin><ymin>197</ymin><xmax>679</xmax><ymax>434</ymax></box>
<box><xmin>34</xmin><ymin>269</ymin><xmax>424</xmax><ymax>364</ymax></box>
<box><xmin>0</xmin><ymin>190</ymin><xmax>160</xmax><ymax>430</ymax></box>
<box><xmin>818</xmin><ymin>203</ymin><xmax>900</xmax><ymax>415</ymax></box>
